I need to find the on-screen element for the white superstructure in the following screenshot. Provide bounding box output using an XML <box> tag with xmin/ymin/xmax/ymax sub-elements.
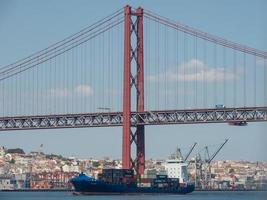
<box><xmin>165</xmin><ymin>148</ymin><xmax>189</xmax><ymax>183</ymax></box>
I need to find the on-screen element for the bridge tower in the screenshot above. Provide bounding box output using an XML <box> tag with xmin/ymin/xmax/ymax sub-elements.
<box><xmin>122</xmin><ymin>5</ymin><xmax>145</xmax><ymax>176</ymax></box>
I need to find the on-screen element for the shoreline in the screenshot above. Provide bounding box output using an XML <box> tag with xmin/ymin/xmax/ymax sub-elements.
<box><xmin>0</xmin><ymin>189</ymin><xmax>266</xmax><ymax>192</ymax></box>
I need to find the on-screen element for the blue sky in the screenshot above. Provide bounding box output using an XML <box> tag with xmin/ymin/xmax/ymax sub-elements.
<box><xmin>0</xmin><ymin>0</ymin><xmax>266</xmax><ymax>161</ymax></box>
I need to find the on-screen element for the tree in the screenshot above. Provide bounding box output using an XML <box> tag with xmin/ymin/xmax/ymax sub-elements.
<box><xmin>7</xmin><ymin>148</ymin><xmax>25</xmax><ymax>154</ymax></box>
<box><xmin>10</xmin><ymin>158</ymin><xmax>15</xmax><ymax>164</ymax></box>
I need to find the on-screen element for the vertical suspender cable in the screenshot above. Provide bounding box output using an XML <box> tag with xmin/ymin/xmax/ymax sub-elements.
<box><xmin>54</xmin><ymin>49</ymin><xmax>56</xmax><ymax>114</ymax></box>
<box><xmin>213</xmin><ymin>43</ymin><xmax>217</xmax><ymax>106</ymax></box>
<box><xmin>116</xmin><ymin>22</ymin><xmax>119</xmax><ymax>111</ymax></box>
<box><xmin>154</xmin><ymin>20</ymin><xmax>157</xmax><ymax>109</ymax></box>
<box><xmin>115</xmin><ymin>23</ymin><xmax>118</xmax><ymax>111</ymax></box>
<box><xmin>15</xmin><ymin>66</ymin><xmax>17</xmax><ymax>115</ymax></box>
<box><xmin>156</xmin><ymin>20</ymin><xmax>160</xmax><ymax>110</ymax></box>
<box><xmin>85</xmin><ymin>41</ymin><xmax>87</xmax><ymax>112</ymax></box>
<box><xmin>19</xmin><ymin>59</ymin><xmax>22</xmax><ymax>116</ymax></box>
<box><xmin>83</xmin><ymin>42</ymin><xmax>85</xmax><ymax>112</ymax></box>
<box><xmin>195</xmin><ymin>34</ymin><xmax>197</xmax><ymax>108</ymax></box>
<box><xmin>75</xmin><ymin>41</ymin><xmax>78</xmax><ymax>113</ymax></box>
<box><xmin>183</xmin><ymin>32</ymin><xmax>186</xmax><ymax>109</ymax></box>
<box><xmin>80</xmin><ymin>42</ymin><xmax>82</xmax><ymax>113</ymax></box>
<box><xmin>254</xmin><ymin>56</ymin><xmax>256</xmax><ymax>106</ymax></box>
<box><xmin>166</xmin><ymin>26</ymin><xmax>169</xmax><ymax>108</ymax></box>
<box><xmin>42</xmin><ymin>55</ymin><xmax>47</xmax><ymax>115</ymax></box>
<box><xmin>185</xmin><ymin>33</ymin><xmax>188</xmax><ymax>108</ymax></box>
<box><xmin>49</xmin><ymin>56</ymin><xmax>52</xmax><ymax>114</ymax></box>
<box><xmin>2</xmin><ymin>80</ymin><xmax>3</xmax><ymax>116</ymax></box>
<box><xmin>1</xmin><ymin>80</ymin><xmax>3</xmax><ymax>116</ymax></box>
<box><xmin>110</xmin><ymin>27</ymin><xmax>113</xmax><ymax>111</ymax></box>
<box><xmin>98</xmin><ymin>34</ymin><xmax>101</xmax><ymax>110</ymax></box>
<box><xmin>223</xmin><ymin>46</ymin><xmax>226</xmax><ymax>107</ymax></box>
<box><xmin>7</xmin><ymin>78</ymin><xmax>9</xmax><ymax>116</ymax></box>
<box><xmin>44</xmin><ymin>52</ymin><xmax>48</xmax><ymax>115</ymax></box>
<box><xmin>22</xmin><ymin>62</ymin><xmax>25</xmax><ymax>115</ymax></box>
<box><xmin>203</xmin><ymin>39</ymin><xmax>207</xmax><ymax>108</ymax></box>
<box><xmin>147</xmin><ymin>20</ymin><xmax>150</xmax><ymax>110</ymax></box>
<box><xmin>78</xmin><ymin>43</ymin><xmax>81</xmax><ymax>113</ymax></box>
<box><xmin>76</xmin><ymin>42</ymin><xmax>79</xmax><ymax>113</ymax></box>
<box><xmin>175</xmin><ymin>28</ymin><xmax>178</xmax><ymax>108</ymax></box>
<box><xmin>176</xmin><ymin>28</ymin><xmax>179</xmax><ymax>108</ymax></box>
<box><xmin>71</xmin><ymin>42</ymin><xmax>74</xmax><ymax>113</ymax></box>
<box><xmin>243</xmin><ymin>52</ymin><xmax>246</xmax><ymax>107</ymax></box>
<box><xmin>57</xmin><ymin>50</ymin><xmax>60</xmax><ymax>113</ymax></box>
<box><xmin>121</xmin><ymin>21</ymin><xmax>124</xmax><ymax>112</ymax></box>
<box><xmin>32</xmin><ymin>57</ymin><xmax>34</xmax><ymax>115</ymax></box>
<box><xmin>102</xmin><ymin>33</ymin><xmax>105</xmax><ymax>109</ymax></box>
<box><xmin>64</xmin><ymin>44</ymin><xmax>67</xmax><ymax>114</ymax></box>
<box><xmin>67</xmin><ymin>46</ymin><xmax>69</xmax><ymax>113</ymax></box>
<box><xmin>81</xmin><ymin>43</ymin><xmax>83</xmax><ymax>113</ymax></box>
<box><xmin>86</xmin><ymin>40</ymin><xmax>88</xmax><ymax>112</ymax></box>
<box><xmin>108</xmin><ymin>28</ymin><xmax>111</xmax><ymax>112</ymax></box>
<box><xmin>40</xmin><ymin>58</ymin><xmax>42</xmax><ymax>115</ymax></box>
<box><xmin>164</xmin><ymin>25</ymin><xmax>167</xmax><ymax>109</ymax></box>
<box><xmin>92</xmin><ymin>37</ymin><xmax>95</xmax><ymax>112</ymax></box>
<box><xmin>233</xmin><ymin>50</ymin><xmax>237</xmax><ymax>107</ymax></box>
<box><xmin>264</xmin><ymin>58</ymin><xmax>267</xmax><ymax>106</ymax></box>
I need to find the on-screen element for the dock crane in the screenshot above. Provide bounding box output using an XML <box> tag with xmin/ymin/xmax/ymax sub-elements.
<box><xmin>192</xmin><ymin>139</ymin><xmax>229</xmax><ymax>189</ymax></box>
<box><xmin>171</xmin><ymin>142</ymin><xmax>197</xmax><ymax>162</ymax></box>
<box><xmin>184</xmin><ymin>142</ymin><xmax>197</xmax><ymax>162</ymax></box>
<box><xmin>202</xmin><ymin>139</ymin><xmax>229</xmax><ymax>189</ymax></box>
<box><xmin>205</xmin><ymin>139</ymin><xmax>228</xmax><ymax>164</ymax></box>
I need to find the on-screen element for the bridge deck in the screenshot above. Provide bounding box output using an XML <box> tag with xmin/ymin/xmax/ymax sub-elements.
<box><xmin>0</xmin><ymin>107</ymin><xmax>266</xmax><ymax>131</ymax></box>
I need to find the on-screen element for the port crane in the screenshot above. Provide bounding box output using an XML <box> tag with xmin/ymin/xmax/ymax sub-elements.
<box><xmin>171</xmin><ymin>143</ymin><xmax>197</xmax><ymax>161</ymax></box>
<box><xmin>203</xmin><ymin>139</ymin><xmax>229</xmax><ymax>189</ymax></box>
<box><xmin>204</xmin><ymin>139</ymin><xmax>229</xmax><ymax>164</ymax></box>
<box><xmin>192</xmin><ymin>139</ymin><xmax>229</xmax><ymax>189</ymax></box>
<box><xmin>184</xmin><ymin>143</ymin><xmax>197</xmax><ymax>162</ymax></box>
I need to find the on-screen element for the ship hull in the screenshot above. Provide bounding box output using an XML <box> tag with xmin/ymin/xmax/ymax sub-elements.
<box><xmin>71</xmin><ymin>178</ymin><xmax>195</xmax><ymax>195</ymax></box>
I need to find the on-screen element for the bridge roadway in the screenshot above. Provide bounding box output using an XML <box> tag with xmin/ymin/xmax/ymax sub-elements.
<box><xmin>0</xmin><ymin>107</ymin><xmax>266</xmax><ymax>131</ymax></box>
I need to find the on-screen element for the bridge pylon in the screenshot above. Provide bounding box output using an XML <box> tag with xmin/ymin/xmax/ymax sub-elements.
<box><xmin>122</xmin><ymin>5</ymin><xmax>145</xmax><ymax>176</ymax></box>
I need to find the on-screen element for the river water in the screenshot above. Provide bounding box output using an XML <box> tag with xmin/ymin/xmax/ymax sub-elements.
<box><xmin>0</xmin><ymin>191</ymin><xmax>266</xmax><ymax>200</ymax></box>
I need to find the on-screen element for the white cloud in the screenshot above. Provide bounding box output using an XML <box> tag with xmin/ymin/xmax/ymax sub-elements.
<box><xmin>47</xmin><ymin>84</ymin><xmax>93</xmax><ymax>98</ymax></box>
<box><xmin>49</xmin><ymin>88</ymin><xmax>70</xmax><ymax>98</ymax></box>
<box><xmin>74</xmin><ymin>85</ymin><xmax>94</xmax><ymax>96</ymax></box>
<box><xmin>147</xmin><ymin>59</ymin><xmax>239</xmax><ymax>82</ymax></box>
<box><xmin>256</xmin><ymin>58</ymin><xmax>267</xmax><ymax>67</ymax></box>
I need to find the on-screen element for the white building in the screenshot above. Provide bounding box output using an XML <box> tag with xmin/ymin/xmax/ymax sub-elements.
<box><xmin>0</xmin><ymin>176</ymin><xmax>15</xmax><ymax>190</ymax></box>
<box><xmin>0</xmin><ymin>147</ymin><xmax>5</xmax><ymax>158</ymax></box>
<box><xmin>62</xmin><ymin>164</ymin><xmax>79</xmax><ymax>173</ymax></box>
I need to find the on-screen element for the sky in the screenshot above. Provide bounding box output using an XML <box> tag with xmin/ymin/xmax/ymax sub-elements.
<box><xmin>0</xmin><ymin>0</ymin><xmax>266</xmax><ymax>162</ymax></box>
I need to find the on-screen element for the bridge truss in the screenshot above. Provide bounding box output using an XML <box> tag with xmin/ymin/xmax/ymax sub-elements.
<box><xmin>1</xmin><ymin>107</ymin><xmax>266</xmax><ymax>131</ymax></box>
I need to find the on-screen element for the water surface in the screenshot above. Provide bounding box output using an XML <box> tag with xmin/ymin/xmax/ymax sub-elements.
<box><xmin>0</xmin><ymin>191</ymin><xmax>266</xmax><ymax>200</ymax></box>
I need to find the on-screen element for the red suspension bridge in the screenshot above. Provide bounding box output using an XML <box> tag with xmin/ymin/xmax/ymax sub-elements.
<box><xmin>0</xmin><ymin>5</ymin><xmax>267</xmax><ymax>176</ymax></box>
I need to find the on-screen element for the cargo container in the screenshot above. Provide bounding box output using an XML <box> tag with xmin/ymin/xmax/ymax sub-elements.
<box><xmin>156</xmin><ymin>174</ymin><xmax>168</xmax><ymax>179</ymax></box>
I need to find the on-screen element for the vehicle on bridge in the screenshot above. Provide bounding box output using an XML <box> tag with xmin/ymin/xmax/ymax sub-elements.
<box><xmin>228</xmin><ymin>121</ymin><xmax>248</xmax><ymax>126</ymax></box>
<box><xmin>215</xmin><ymin>104</ymin><xmax>226</xmax><ymax>109</ymax></box>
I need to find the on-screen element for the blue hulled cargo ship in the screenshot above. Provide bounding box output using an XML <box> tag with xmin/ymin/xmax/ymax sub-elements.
<box><xmin>71</xmin><ymin>154</ymin><xmax>195</xmax><ymax>195</ymax></box>
<box><xmin>71</xmin><ymin>172</ymin><xmax>194</xmax><ymax>195</ymax></box>
<box><xmin>71</xmin><ymin>148</ymin><xmax>195</xmax><ymax>195</ymax></box>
